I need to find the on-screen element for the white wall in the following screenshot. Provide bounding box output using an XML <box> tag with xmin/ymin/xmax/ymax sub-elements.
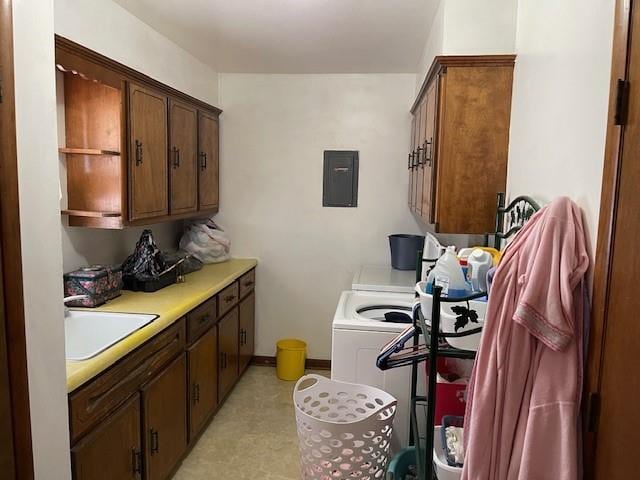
<box><xmin>53</xmin><ymin>0</ymin><xmax>221</xmax><ymax>271</ymax></box>
<box><xmin>217</xmin><ymin>74</ymin><xmax>421</xmax><ymax>359</ymax></box>
<box><xmin>443</xmin><ymin>0</ymin><xmax>518</xmax><ymax>55</ymax></box>
<box><xmin>12</xmin><ymin>0</ymin><xmax>71</xmax><ymax>478</ymax></box>
<box><xmin>416</xmin><ymin>0</ymin><xmax>445</xmax><ymax>90</ymax></box>
<box><xmin>506</xmin><ymin>0</ymin><xmax>615</xmax><ymax>255</ymax></box>
<box><xmin>416</xmin><ymin>0</ymin><xmax>518</xmax><ymax>90</ymax></box>
<box><xmin>54</xmin><ymin>0</ymin><xmax>219</xmax><ymax>105</ymax></box>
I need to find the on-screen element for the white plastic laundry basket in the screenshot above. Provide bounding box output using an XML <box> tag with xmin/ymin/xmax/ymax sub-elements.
<box><xmin>294</xmin><ymin>374</ymin><xmax>398</xmax><ymax>480</ymax></box>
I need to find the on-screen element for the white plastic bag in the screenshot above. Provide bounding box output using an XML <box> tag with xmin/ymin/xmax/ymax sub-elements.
<box><xmin>179</xmin><ymin>219</ymin><xmax>230</xmax><ymax>264</ymax></box>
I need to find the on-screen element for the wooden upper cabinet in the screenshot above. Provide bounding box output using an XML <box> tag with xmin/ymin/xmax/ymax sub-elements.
<box><xmin>56</xmin><ymin>37</ymin><xmax>222</xmax><ymax>228</ymax></box>
<box><xmin>408</xmin><ymin>115</ymin><xmax>417</xmax><ymax>208</ymax></box>
<box><xmin>169</xmin><ymin>100</ymin><xmax>198</xmax><ymax>214</ymax></box>
<box><xmin>142</xmin><ymin>354</ymin><xmax>187</xmax><ymax>480</ymax></box>
<box><xmin>421</xmin><ymin>79</ymin><xmax>439</xmax><ymax>223</ymax></box>
<box><xmin>198</xmin><ymin>111</ymin><xmax>220</xmax><ymax>211</ymax></box>
<box><xmin>71</xmin><ymin>394</ymin><xmax>142</xmax><ymax>480</ymax></box>
<box><xmin>414</xmin><ymin>98</ymin><xmax>427</xmax><ymax>217</ymax></box>
<box><xmin>128</xmin><ymin>82</ymin><xmax>169</xmax><ymax>222</ymax></box>
<box><xmin>408</xmin><ymin>55</ymin><xmax>515</xmax><ymax>234</ymax></box>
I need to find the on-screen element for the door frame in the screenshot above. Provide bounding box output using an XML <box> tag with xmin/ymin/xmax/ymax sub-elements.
<box><xmin>0</xmin><ymin>1</ymin><xmax>34</xmax><ymax>478</ymax></box>
<box><xmin>584</xmin><ymin>0</ymin><xmax>632</xmax><ymax>477</ymax></box>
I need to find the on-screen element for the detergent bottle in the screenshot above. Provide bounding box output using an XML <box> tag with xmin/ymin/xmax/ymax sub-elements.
<box><xmin>426</xmin><ymin>246</ymin><xmax>470</xmax><ymax>297</ymax></box>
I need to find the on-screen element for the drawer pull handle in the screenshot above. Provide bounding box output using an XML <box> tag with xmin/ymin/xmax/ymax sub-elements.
<box><xmin>223</xmin><ymin>294</ymin><xmax>236</xmax><ymax>302</ymax></box>
<box><xmin>198</xmin><ymin>314</ymin><xmax>210</xmax><ymax>324</ymax></box>
<box><xmin>243</xmin><ymin>280</ymin><xmax>254</xmax><ymax>287</ymax></box>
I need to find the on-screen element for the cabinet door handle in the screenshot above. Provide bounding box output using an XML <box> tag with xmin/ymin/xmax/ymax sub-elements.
<box><xmin>135</xmin><ymin>140</ymin><xmax>143</xmax><ymax>166</ymax></box>
<box><xmin>415</xmin><ymin>146</ymin><xmax>424</xmax><ymax>166</ymax></box>
<box><xmin>150</xmin><ymin>428</ymin><xmax>159</xmax><ymax>454</ymax></box>
<box><xmin>239</xmin><ymin>328</ymin><xmax>244</xmax><ymax>346</ymax></box>
<box><xmin>424</xmin><ymin>138</ymin><xmax>433</xmax><ymax>166</ymax></box>
<box><xmin>131</xmin><ymin>448</ymin><xmax>142</xmax><ymax>476</ymax></box>
<box><xmin>172</xmin><ymin>146</ymin><xmax>180</xmax><ymax>168</ymax></box>
<box><xmin>193</xmin><ymin>383</ymin><xmax>200</xmax><ymax>404</ymax></box>
<box><xmin>200</xmin><ymin>152</ymin><xmax>207</xmax><ymax>170</ymax></box>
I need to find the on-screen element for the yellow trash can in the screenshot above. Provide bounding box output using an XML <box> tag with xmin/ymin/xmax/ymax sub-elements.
<box><xmin>276</xmin><ymin>339</ymin><xmax>307</xmax><ymax>381</ymax></box>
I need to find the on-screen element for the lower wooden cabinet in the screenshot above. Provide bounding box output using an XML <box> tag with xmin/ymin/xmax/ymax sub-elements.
<box><xmin>142</xmin><ymin>354</ymin><xmax>187</xmax><ymax>480</ymax></box>
<box><xmin>218</xmin><ymin>308</ymin><xmax>239</xmax><ymax>400</ymax></box>
<box><xmin>68</xmin><ymin>268</ymin><xmax>257</xmax><ymax>480</ymax></box>
<box><xmin>239</xmin><ymin>291</ymin><xmax>255</xmax><ymax>374</ymax></box>
<box><xmin>71</xmin><ymin>394</ymin><xmax>142</xmax><ymax>480</ymax></box>
<box><xmin>188</xmin><ymin>328</ymin><xmax>218</xmax><ymax>440</ymax></box>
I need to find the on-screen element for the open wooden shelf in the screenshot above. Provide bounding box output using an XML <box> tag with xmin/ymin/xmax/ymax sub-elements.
<box><xmin>59</xmin><ymin>147</ymin><xmax>120</xmax><ymax>156</ymax></box>
<box><xmin>61</xmin><ymin>209</ymin><xmax>122</xmax><ymax>218</ymax></box>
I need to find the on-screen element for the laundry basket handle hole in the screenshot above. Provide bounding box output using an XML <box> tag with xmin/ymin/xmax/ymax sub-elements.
<box><xmin>295</xmin><ymin>374</ymin><xmax>326</xmax><ymax>393</ymax></box>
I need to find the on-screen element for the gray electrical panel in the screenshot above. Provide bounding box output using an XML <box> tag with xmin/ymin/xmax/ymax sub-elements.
<box><xmin>322</xmin><ymin>150</ymin><xmax>359</xmax><ymax>207</ymax></box>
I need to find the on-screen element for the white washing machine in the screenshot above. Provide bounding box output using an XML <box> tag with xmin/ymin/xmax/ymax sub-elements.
<box><xmin>331</xmin><ymin>265</ymin><xmax>418</xmax><ymax>451</ymax></box>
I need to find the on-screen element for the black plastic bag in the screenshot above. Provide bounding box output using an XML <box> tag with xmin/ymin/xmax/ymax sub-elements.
<box><xmin>122</xmin><ymin>229</ymin><xmax>166</xmax><ymax>281</ymax></box>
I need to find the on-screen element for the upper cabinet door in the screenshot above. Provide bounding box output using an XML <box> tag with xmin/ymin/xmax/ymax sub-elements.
<box><xmin>128</xmin><ymin>83</ymin><xmax>169</xmax><ymax>221</ymax></box>
<box><xmin>169</xmin><ymin>100</ymin><xmax>198</xmax><ymax>214</ymax></box>
<box><xmin>421</xmin><ymin>79</ymin><xmax>439</xmax><ymax>224</ymax></box>
<box><xmin>415</xmin><ymin>98</ymin><xmax>427</xmax><ymax>217</ymax></box>
<box><xmin>198</xmin><ymin>111</ymin><xmax>220</xmax><ymax>211</ymax></box>
<box><xmin>408</xmin><ymin>114</ymin><xmax>416</xmax><ymax>209</ymax></box>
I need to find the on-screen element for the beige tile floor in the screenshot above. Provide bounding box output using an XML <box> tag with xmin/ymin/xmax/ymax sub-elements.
<box><xmin>173</xmin><ymin>366</ymin><xmax>327</xmax><ymax>480</ymax></box>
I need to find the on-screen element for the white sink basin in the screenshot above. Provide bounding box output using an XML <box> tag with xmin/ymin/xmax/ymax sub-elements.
<box><xmin>65</xmin><ymin>311</ymin><xmax>158</xmax><ymax>361</ymax></box>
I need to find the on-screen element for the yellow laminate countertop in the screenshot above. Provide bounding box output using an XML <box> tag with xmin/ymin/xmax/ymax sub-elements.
<box><xmin>66</xmin><ymin>258</ymin><xmax>257</xmax><ymax>393</ymax></box>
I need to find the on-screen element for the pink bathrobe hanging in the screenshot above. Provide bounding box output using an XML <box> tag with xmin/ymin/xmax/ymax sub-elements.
<box><xmin>461</xmin><ymin>197</ymin><xmax>589</xmax><ymax>480</ymax></box>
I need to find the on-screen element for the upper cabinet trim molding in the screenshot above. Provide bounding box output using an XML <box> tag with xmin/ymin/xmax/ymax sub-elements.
<box><xmin>412</xmin><ymin>54</ymin><xmax>516</xmax><ymax>113</ymax></box>
<box><xmin>55</xmin><ymin>35</ymin><xmax>222</xmax><ymax>116</ymax></box>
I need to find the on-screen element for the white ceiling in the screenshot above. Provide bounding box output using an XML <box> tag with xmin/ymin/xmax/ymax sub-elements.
<box><xmin>112</xmin><ymin>0</ymin><xmax>437</xmax><ymax>73</ymax></box>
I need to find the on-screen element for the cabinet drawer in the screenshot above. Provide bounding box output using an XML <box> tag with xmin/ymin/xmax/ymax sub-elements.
<box><xmin>218</xmin><ymin>282</ymin><xmax>239</xmax><ymax>317</ymax></box>
<box><xmin>238</xmin><ymin>269</ymin><xmax>255</xmax><ymax>299</ymax></box>
<box><xmin>69</xmin><ymin>319</ymin><xmax>186</xmax><ymax>444</ymax></box>
<box><xmin>187</xmin><ymin>297</ymin><xmax>217</xmax><ymax>344</ymax></box>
